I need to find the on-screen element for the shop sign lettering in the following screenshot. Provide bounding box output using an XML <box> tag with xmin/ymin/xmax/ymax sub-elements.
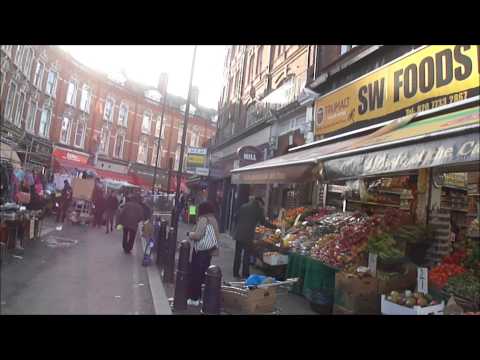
<box><xmin>315</xmin><ymin>45</ymin><xmax>479</xmax><ymax>135</ymax></box>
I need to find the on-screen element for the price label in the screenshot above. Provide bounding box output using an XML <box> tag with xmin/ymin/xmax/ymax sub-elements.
<box><xmin>368</xmin><ymin>253</ymin><xmax>377</xmax><ymax>276</ymax></box>
<box><xmin>30</xmin><ymin>219</ymin><xmax>35</xmax><ymax>239</ymax></box>
<box><xmin>417</xmin><ymin>267</ymin><xmax>428</xmax><ymax>294</ymax></box>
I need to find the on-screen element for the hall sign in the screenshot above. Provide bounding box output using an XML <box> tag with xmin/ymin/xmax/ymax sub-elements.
<box><xmin>237</xmin><ymin>146</ymin><xmax>262</xmax><ymax>167</ymax></box>
<box><xmin>315</xmin><ymin>45</ymin><xmax>480</xmax><ymax>135</ymax></box>
<box><xmin>52</xmin><ymin>148</ymin><xmax>89</xmax><ymax>165</ymax></box>
<box><xmin>186</xmin><ymin>147</ymin><xmax>208</xmax><ymax>174</ymax></box>
<box><xmin>323</xmin><ymin>132</ymin><xmax>480</xmax><ymax>180</ymax></box>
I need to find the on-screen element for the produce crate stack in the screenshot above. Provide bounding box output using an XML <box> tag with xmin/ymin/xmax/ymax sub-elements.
<box><xmin>425</xmin><ymin>210</ymin><xmax>452</xmax><ymax>267</ymax></box>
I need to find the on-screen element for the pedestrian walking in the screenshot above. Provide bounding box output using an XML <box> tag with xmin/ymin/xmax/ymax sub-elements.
<box><xmin>93</xmin><ymin>187</ymin><xmax>106</xmax><ymax>228</ymax></box>
<box><xmin>232</xmin><ymin>196</ymin><xmax>276</xmax><ymax>279</ymax></box>
<box><xmin>117</xmin><ymin>195</ymin><xmax>145</xmax><ymax>253</ymax></box>
<box><xmin>105</xmin><ymin>190</ymin><xmax>119</xmax><ymax>234</ymax></box>
<box><xmin>56</xmin><ymin>180</ymin><xmax>72</xmax><ymax>223</ymax></box>
<box><xmin>186</xmin><ymin>201</ymin><xmax>220</xmax><ymax>306</ymax></box>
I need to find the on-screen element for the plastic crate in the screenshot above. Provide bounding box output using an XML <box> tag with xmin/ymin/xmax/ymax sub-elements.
<box><xmin>381</xmin><ymin>295</ymin><xmax>445</xmax><ymax>315</ymax></box>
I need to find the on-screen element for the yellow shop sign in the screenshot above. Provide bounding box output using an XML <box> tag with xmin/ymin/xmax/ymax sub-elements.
<box><xmin>315</xmin><ymin>45</ymin><xmax>479</xmax><ymax>135</ymax></box>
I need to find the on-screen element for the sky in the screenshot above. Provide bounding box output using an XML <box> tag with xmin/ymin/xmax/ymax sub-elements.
<box><xmin>60</xmin><ymin>45</ymin><xmax>227</xmax><ymax>110</ymax></box>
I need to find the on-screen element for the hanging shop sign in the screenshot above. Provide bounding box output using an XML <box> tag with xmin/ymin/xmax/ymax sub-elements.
<box><xmin>324</xmin><ymin>131</ymin><xmax>480</xmax><ymax>180</ymax></box>
<box><xmin>237</xmin><ymin>146</ymin><xmax>262</xmax><ymax>167</ymax></box>
<box><xmin>186</xmin><ymin>147</ymin><xmax>208</xmax><ymax>175</ymax></box>
<box><xmin>315</xmin><ymin>45</ymin><xmax>480</xmax><ymax>135</ymax></box>
<box><xmin>52</xmin><ymin>148</ymin><xmax>89</xmax><ymax>165</ymax></box>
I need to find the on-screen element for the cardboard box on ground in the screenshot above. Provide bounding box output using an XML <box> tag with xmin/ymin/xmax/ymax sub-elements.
<box><xmin>72</xmin><ymin>179</ymin><xmax>95</xmax><ymax>200</ymax></box>
<box><xmin>221</xmin><ymin>286</ymin><xmax>277</xmax><ymax>314</ymax></box>
<box><xmin>333</xmin><ymin>263</ymin><xmax>417</xmax><ymax>314</ymax></box>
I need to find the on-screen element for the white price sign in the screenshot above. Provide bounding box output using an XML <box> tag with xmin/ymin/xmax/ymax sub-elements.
<box><xmin>368</xmin><ymin>253</ymin><xmax>377</xmax><ymax>276</ymax></box>
<box><xmin>417</xmin><ymin>267</ymin><xmax>428</xmax><ymax>294</ymax></box>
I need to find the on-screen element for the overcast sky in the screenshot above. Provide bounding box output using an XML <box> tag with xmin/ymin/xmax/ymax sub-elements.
<box><xmin>60</xmin><ymin>45</ymin><xmax>227</xmax><ymax>110</ymax></box>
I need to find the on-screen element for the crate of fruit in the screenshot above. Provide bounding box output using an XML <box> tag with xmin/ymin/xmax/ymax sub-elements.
<box><xmin>263</xmin><ymin>251</ymin><xmax>289</xmax><ymax>266</ymax></box>
<box><xmin>381</xmin><ymin>292</ymin><xmax>445</xmax><ymax>315</ymax></box>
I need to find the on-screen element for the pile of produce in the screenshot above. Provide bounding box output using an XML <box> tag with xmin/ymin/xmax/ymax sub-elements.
<box><xmin>443</xmin><ymin>272</ymin><xmax>480</xmax><ymax>303</ymax></box>
<box><xmin>429</xmin><ymin>263</ymin><xmax>466</xmax><ymax>288</ymax></box>
<box><xmin>367</xmin><ymin>232</ymin><xmax>404</xmax><ymax>260</ymax></box>
<box><xmin>284</xmin><ymin>207</ymin><xmax>306</xmax><ymax>226</ymax></box>
<box><xmin>386</xmin><ymin>290</ymin><xmax>439</xmax><ymax>308</ymax></box>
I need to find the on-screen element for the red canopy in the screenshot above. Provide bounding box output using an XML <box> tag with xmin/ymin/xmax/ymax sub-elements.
<box><xmin>53</xmin><ymin>158</ymin><xmax>95</xmax><ymax>172</ymax></box>
<box><xmin>95</xmin><ymin>168</ymin><xmax>135</xmax><ymax>184</ymax></box>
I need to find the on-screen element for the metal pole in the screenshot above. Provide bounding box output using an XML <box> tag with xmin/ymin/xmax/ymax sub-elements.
<box><xmin>174</xmin><ymin>45</ymin><xmax>197</xmax><ymax>230</ymax></box>
<box><xmin>152</xmin><ymin>88</ymin><xmax>168</xmax><ymax>193</ymax></box>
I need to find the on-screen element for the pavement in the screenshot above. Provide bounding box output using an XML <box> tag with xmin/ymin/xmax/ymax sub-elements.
<box><xmin>0</xmin><ymin>216</ymin><xmax>168</xmax><ymax>315</ymax></box>
<box><xmin>164</xmin><ymin>221</ymin><xmax>316</xmax><ymax>315</ymax></box>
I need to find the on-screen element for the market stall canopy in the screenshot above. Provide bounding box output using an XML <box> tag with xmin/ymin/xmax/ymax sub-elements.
<box><xmin>322</xmin><ymin>106</ymin><xmax>480</xmax><ymax>180</ymax></box>
<box><xmin>0</xmin><ymin>142</ymin><xmax>22</xmax><ymax>168</ymax></box>
<box><xmin>54</xmin><ymin>157</ymin><xmax>95</xmax><ymax>172</ymax></box>
<box><xmin>230</xmin><ymin>135</ymin><xmax>369</xmax><ymax>184</ymax></box>
<box><xmin>102</xmin><ymin>179</ymin><xmax>139</xmax><ymax>190</ymax></box>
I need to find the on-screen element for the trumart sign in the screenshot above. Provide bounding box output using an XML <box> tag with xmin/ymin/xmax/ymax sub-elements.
<box><xmin>315</xmin><ymin>45</ymin><xmax>479</xmax><ymax>136</ymax></box>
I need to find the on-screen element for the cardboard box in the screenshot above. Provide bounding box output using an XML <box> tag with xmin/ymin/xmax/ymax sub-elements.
<box><xmin>72</xmin><ymin>179</ymin><xmax>95</xmax><ymax>200</ymax></box>
<box><xmin>221</xmin><ymin>286</ymin><xmax>277</xmax><ymax>314</ymax></box>
<box><xmin>334</xmin><ymin>272</ymin><xmax>379</xmax><ymax>314</ymax></box>
<box><xmin>381</xmin><ymin>295</ymin><xmax>445</xmax><ymax>315</ymax></box>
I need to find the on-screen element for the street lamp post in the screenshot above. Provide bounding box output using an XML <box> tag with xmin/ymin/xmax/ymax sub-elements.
<box><xmin>152</xmin><ymin>82</ymin><xmax>168</xmax><ymax>193</ymax></box>
<box><xmin>174</xmin><ymin>45</ymin><xmax>197</xmax><ymax>230</ymax></box>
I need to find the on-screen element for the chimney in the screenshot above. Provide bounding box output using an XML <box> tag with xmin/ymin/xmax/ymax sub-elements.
<box><xmin>191</xmin><ymin>86</ymin><xmax>199</xmax><ymax>107</ymax></box>
<box><xmin>157</xmin><ymin>72</ymin><xmax>168</xmax><ymax>95</ymax></box>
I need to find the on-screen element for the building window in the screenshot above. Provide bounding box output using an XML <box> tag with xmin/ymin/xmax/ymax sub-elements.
<box><xmin>65</xmin><ymin>80</ymin><xmax>78</xmax><ymax>106</ymax></box>
<box><xmin>340</xmin><ymin>45</ymin><xmax>357</xmax><ymax>55</ymax></box>
<box><xmin>99</xmin><ymin>127</ymin><xmax>110</xmax><ymax>154</ymax></box>
<box><xmin>21</xmin><ymin>47</ymin><xmax>34</xmax><ymax>76</ymax></box>
<box><xmin>14</xmin><ymin>46</ymin><xmax>24</xmax><ymax>67</ymax></box>
<box><xmin>38</xmin><ymin>107</ymin><xmax>52</xmax><ymax>138</ymax></box>
<box><xmin>0</xmin><ymin>71</ymin><xmax>4</xmax><ymax>97</ymax></box>
<box><xmin>151</xmin><ymin>142</ymin><xmax>160</xmax><ymax>166</ymax></box>
<box><xmin>117</xmin><ymin>102</ymin><xmax>128</xmax><ymax>127</ymax></box>
<box><xmin>26</xmin><ymin>101</ymin><xmax>38</xmax><ymax>133</ymax></box>
<box><xmin>4</xmin><ymin>81</ymin><xmax>17</xmax><ymax>121</ymax></box>
<box><xmin>33</xmin><ymin>61</ymin><xmax>45</xmax><ymax>89</ymax></box>
<box><xmin>256</xmin><ymin>46</ymin><xmax>263</xmax><ymax>76</ymax></box>
<box><xmin>137</xmin><ymin>136</ymin><xmax>148</xmax><ymax>164</ymax></box>
<box><xmin>79</xmin><ymin>84</ymin><xmax>91</xmax><ymax>113</ymax></box>
<box><xmin>142</xmin><ymin>110</ymin><xmax>152</xmax><ymax>134</ymax></box>
<box><xmin>103</xmin><ymin>97</ymin><xmax>114</xmax><ymax>122</ymax></box>
<box><xmin>177</xmin><ymin>124</ymin><xmax>184</xmax><ymax>144</ymax></box>
<box><xmin>1</xmin><ymin>45</ymin><xmax>13</xmax><ymax>57</ymax></box>
<box><xmin>60</xmin><ymin>116</ymin><xmax>72</xmax><ymax>144</ymax></box>
<box><xmin>114</xmin><ymin>132</ymin><xmax>125</xmax><ymax>159</ymax></box>
<box><xmin>74</xmin><ymin>120</ymin><xmax>86</xmax><ymax>148</ymax></box>
<box><xmin>14</xmin><ymin>92</ymin><xmax>26</xmax><ymax>127</ymax></box>
<box><xmin>45</xmin><ymin>70</ymin><xmax>58</xmax><ymax>97</ymax></box>
<box><xmin>248</xmin><ymin>55</ymin><xmax>255</xmax><ymax>84</ymax></box>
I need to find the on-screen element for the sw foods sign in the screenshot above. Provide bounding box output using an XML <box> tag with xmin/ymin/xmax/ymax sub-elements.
<box><xmin>315</xmin><ymin>45</ymin><xmax>479</xmax><ymax>136</ymax></box>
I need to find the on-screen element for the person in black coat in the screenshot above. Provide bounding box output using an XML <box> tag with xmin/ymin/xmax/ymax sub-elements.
<box><xmin>105</xmin><ymin>190</ymin><xmax>119</xmax><ymax>234</ymax></box>
<box><xmin>232</xmin><ymin>197</ymin><xmax>276</xmax><ymax>279</ymax></box>
<box><xmin>57</xmin><ymin>180</ymin><xmax>72</xmax><ymax>223</ymax></box>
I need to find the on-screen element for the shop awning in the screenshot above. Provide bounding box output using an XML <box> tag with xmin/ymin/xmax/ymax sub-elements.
<box><xmin>95</xmin><ymin>168</ymin><xmax>135</xmax><ymax>184</ymax></box>
<box><xmin>53</xmin><ymin>157</ymin><xmax>95</xmax><ymax>172</ymax></box>
<box><xmin>322</xmin><ymin>106</ymin><xmax>480</xmax><ymax>180</ymax></box>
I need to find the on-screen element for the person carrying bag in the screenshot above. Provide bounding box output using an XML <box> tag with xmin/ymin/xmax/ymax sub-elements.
<box><xmin>186</xmin><ymin>201</ymin><xmax>220</xmax><ymax>306</ymax></box>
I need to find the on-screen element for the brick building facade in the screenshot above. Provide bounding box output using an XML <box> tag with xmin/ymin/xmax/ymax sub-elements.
<box><xmin>0</xmin><ymin>45</ymin><xmax>216</xmax><ymax>189</ymax></box>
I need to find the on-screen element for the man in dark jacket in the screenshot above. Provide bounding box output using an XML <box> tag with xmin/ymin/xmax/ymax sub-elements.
<box><xmin>57</xmin><ymin>180</ymin><xmax>72</xmax><ymax>223</ymax></box>
<box><xmin>105</xmin><ymin>190</ymin><xmax>119</xmax><ymax>234</ymax></box>
<box><xmin>117</xmin><ymin>195</ymin><xmax>145</xmax><ymax>254</ymax></box>
<box><xmin>233</xmin><ymin>196</ymin><xmax>275</xmax><ymax>279</ymax></box>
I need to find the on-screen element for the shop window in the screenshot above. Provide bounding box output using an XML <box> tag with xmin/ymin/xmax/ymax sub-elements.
<box><xmin>33</xmin><ymin>61</ymin><xmax>45</xmax><ymax>89</ymax></box>
<box><xmin>4</xmin><ymin>81</ymin><xmax>17</xmax><ymax>122</ymax></box>
<box><xmin>45</xmin><ymin>70</ymin><xmax>58</xmax><ymax>97</ymax></box>
<box><xmin>118</xmin><ymin>102</ymin><xmax>128</xmax><ymax>127</ymax></box>
<box><xmin>142</xmin><ymin>110</ymin><xmax>152</xmax><ymax>134</ymax></box>
<box><xmin>104</xmin><ymin>97</ymin><xmax>115</xmax><ymax>122</ymax></box>
<box><xmin>80</xmin><ymin>84</ymin><xmax>91</xmax><ymax>113</ymax></box>
<box><xmin>99</xmin><ymin>127</ymin><xmax>110</xmax><ymax>154</ymax></box>
<box><xmin>65</xmin><ymin>80</ymin><xmax>78</xmax><ymax>106</ymax></box>
<box><xmin>38</xmin><ymin>107</ymin><xmax>52</xmax><ymax>138</ymax></box>
<box><xmin>60</xmin><ymin>117</ymin><xmax>72</xmax><ymax>145</ymax></box>
<box><xmin>26</xmin><ymin>101</ymin><xmax>37</xmax><ymax>133</ymax></box>
<box><xmin>74</xmin><ymin>120</ymin><xmax>86</xmax><ymax>148</ymax></box>
<box><xmin>114</xmin><ymin>132</ymin><xmax>125</xmax><ymax>159</ymax></box>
